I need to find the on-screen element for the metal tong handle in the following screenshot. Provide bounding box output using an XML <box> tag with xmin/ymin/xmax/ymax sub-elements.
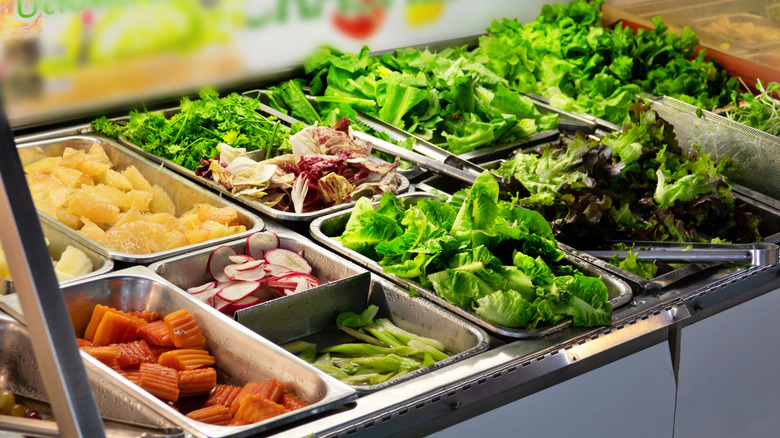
<box><xmin>257</xmin><ymin>101</ymin><xmax>485</xmax><ymax>186</ymax></box>
<box><xmin>354</xmin><ymin>113</ymin><xmax>487</xmax><ymax>178</ymax></box>
<box><xmin>351</xmin><ymin>130</ymin><xmax>481</xmax><ymax>186</ymax></box>
<box><xmin>586</xmin><ymin>247</ymin><xmax>778</xmax><ymax>266</ymax></box>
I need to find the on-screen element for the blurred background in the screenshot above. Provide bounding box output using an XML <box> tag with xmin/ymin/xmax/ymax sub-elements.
<box><xmin>0</xmin><ymin>0</ymin><xmax>557</xmax><ymax>128</ymax></box>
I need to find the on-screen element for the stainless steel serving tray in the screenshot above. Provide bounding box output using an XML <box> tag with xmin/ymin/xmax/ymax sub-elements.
<box><xmin>0</xmin><ymin>310</ymin><xmax>185</xmax><ymax>437</ymax></box>
<box><xmin>235</xmin><ymin>272</ymin><xmax>490</xmax><ymax>394</ymax></box>
<box><xmin>17</xmin><ymin>135</ymin><xmax>264</xmax><ymax>264</ymax></box>
<box><xmin>0</xmin><ymin>266</ymin><xmax>357</xmax><ymax>438</ymax></box>
<box><xmin>0</xmin><ymin>214</ymin><xmax>113</xmax><ymax>295</ymax></box>
<box><xmin>113</xmin><ymin>107</ymin><xmax>410</xmax><ymax>223</ymax></box>
<box><xmin>309</xmin><ymin>194</ymin><xmax>633</xmax><ymax>338</ymax></box>
<box><xmin>148</xmin><ymin>230</ymin><xmax>367</xmax><ymax>313</ymax></box>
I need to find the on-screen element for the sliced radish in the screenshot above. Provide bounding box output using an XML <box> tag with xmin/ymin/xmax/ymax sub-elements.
<box><xmin>186</xmin><ymin>281</ymin><xmax>216</xmax><ymax>294</ymax></box>
<box><xmin>212</xmin><ymin>295</ymin><xmax>234</xmax><ymax>312</ymax></box>
<box><xmin>225</xmin><ymin>296</ymin><xmax>263</xmax><ymax>312</ymax></box>
<box><xmin>217</xmin><ymin>281</ymin><xmax>260</xmax><ymax>302</ymax></box>
<box><xmin>191</xmin><ymin>287</ymin><xmax>223</xmax><ymax>304</ymax></box>
<box><xmin>208</xmin><ymin>246</ymin><xmax>237</xmax><ymax>283</ymax></box>
<box><xmin>264</xmin><ymin>249</ymin><xmax>312</xmax><ymax>274</ymax></box>
<box><xmin>263</xmin><ymin>264</ymin><xmax>295</xmax><ymax>277</ymax></box>
<box><xmin>254</xmin><ymin>285</ymin><xmax>282</xmax><ymax>301</ymax></box>
<box><xmin>229</xmin><ymin>255</ymin><xmax>255</xmax><ymax>264</ymax></box>
<box><xmin>277</xmin><ymin>273</ymin><xmax>320</xmax><ymax>294</ymax></box>
<box><xmin>266</xmin><ymin>278</ymin><xmax>298</xmax><ymax>290</ymax></box>
<box><xmin>235</xmin><ymin>260</ymin><xmax>265</xmax><ymax>271</ymax></box>
<box><xmin>230</xmin><ymin>267</ymin><xmax>267</xmax><ymax>282</ymax></box>
<box><xmin>246</xmin><ymin>232</ymin><xmax>279</xmax><ymax>259</ymax></box>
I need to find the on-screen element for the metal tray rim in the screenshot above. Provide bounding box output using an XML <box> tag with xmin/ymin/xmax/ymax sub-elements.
<box><xmin>309</xmin><ymin>194</ymin><xmax>633</xmax><ymax>339</ymax></box>
<box><xmin>0</xmin><ymin>266</ymin><xmax>358</xmax><ymax>438</ymax></box>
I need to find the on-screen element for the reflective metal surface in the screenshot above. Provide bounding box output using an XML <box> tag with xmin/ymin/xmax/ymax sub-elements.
<box><xmin>16</xmin><ymin>135</ymin><xmax>264</xmax><ymax>264</ymax></box>
<box><xmin>237</xmin><ymin>272</ymin><xmax>491</xmax><ymax>394</ymax></box>
<box><xmin>0</xmin><ymin>215</ymin><xmax>113</xmax><ymax>295</ymax></box>
<box><xmin>0</xmin><ymin>267</ymin><xmax>358</xmax><ymax>438</ymax></box>
<box><xmin>0</xmin><ymin>311</ymin><xmax>184</xmax><ymax>436</ymax></box>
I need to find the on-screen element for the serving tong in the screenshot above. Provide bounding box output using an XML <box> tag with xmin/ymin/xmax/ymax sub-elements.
<box><xmin>584</xmin><ymin>241</ymin><xmax>779</xmax><ymax>266</ymax></box>
<box><xmin>256</xmin><ymin>100</ymin><xmax>520</xmax><ymax>190</ymax></box>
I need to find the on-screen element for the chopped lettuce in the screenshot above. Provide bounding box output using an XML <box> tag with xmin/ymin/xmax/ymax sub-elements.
<box><xmin>338</xmin><ymin>172</ymin><xmax>613</xmax><ymax>330</ymax></box>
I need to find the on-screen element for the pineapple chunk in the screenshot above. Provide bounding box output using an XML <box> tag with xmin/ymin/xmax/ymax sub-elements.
<box><xmin>121</xmin><ymin>166</ymin><xmax>152</xmax><ymax>191</ymax></box>
<box><xmin>54</xmin><ymin>246</ymin><xmax>93</xmax><ymax>281</ymax></box>
<box><xmin>24</xmin><ymin>157</ymin><xmax>62</xmax><ymax>174</ymax></box>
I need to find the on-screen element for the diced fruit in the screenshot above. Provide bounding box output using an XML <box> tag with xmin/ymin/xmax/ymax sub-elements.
<box><xmin>87</xmin><ymin>143</ymin><xmax>112</xmax><ymax>165</ymax></box>
<box><xmin>59</xmin><ymin>148</ymin><xmax>86</xmax><ymax>168</ymax></box>
<box><xmin>51</xmin><ymin>166</ymin><xmax>93</xmax><ymax>188</ymax></box>
<box><xmin>121</xmin><ymin>166</ymin><xmax>152</xmax><ymax>191</ymax></box>
<box><xmin>23</xmin><ymin>157</ymin><xmax>62</xmax><ymax>174</ymax></box>
<box><xmin>78</xmin><ymin>218</ymin><xmax>105</xmax><ymax>241</ymax></box>
<box><xmin>100</xmin><ymin>221</ymin><xmax>169</xmax><ymax>254</ymax></box>
<box><xmin>54</xmin><ymin>246</ymin><xmax>93</xmax><ymax>281</ymax></box>
<box><xmin>198</xmin><ymin>204</ymin><xmax>238</xmax><ymax>224</ymax></box>
<box><xmin>126</xmin><ymin>190</ymin><xmax>153</xmax><ymax>212</ymax></box>
<box><xmin>67</xmin><ymin>191</ymin><xmax>121</xmax><ymax>225</ymax></box>
<box><xmin>98</xmin><ymin>169</ymin><xmax>133</xmax><ymax>191</ymax></box>
<box><xmin>77</xmin><ymin>159</ymin><xmax>110</xmax><ymax>177</ymax></box>
<box><xmin>149</xmin><ymin>185</ymin><xmax>176</xmax><ymax>215</ymax></box>
<box><xmin>55</xmin><ymin>210</ymin><xmax>83</xmax><ymax>230</ymax></box>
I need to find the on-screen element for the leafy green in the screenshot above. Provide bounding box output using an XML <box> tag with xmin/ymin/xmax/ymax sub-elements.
<box><xmin>726</xmin><ymin>80</ymin><xmax>780</xmax><ymax>136</ymax></box>
<box><xmin>494</xmin><ymin>102</ymin><xmax>761</xmax><ymax>247</ymax></box>
<box><xmin>472</xmin><ymin>0</ymin><xmax>736</xmax><ymax>124</ymax></box>
<box><xmin>268</xmin><ymin>80</ymin><xmax>322</xmax><ymax>126</ymax></box>
<box><xmin>289</xmin><ymin>306</ymin><xmax>450</xmax><ymax>386</ymax></box>
<box><xmin>336</xmin><ymin>172</ymin><xmax>612</xmax><ymax>330</ymax></box>
<box><xmin>91</xmin><ymin>88</ymin><xmax>296</xmax><ymax>171</ymax></box>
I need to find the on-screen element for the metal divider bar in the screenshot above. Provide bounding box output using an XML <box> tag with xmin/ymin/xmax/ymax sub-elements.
<box><xmin>0</xmin><ymin>104</ymin><xmax>105</xmax><ymax>436</ymax></box>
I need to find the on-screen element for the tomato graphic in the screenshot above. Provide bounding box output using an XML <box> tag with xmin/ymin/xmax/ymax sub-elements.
<box><xmin>332</xmin><ymin>0</ymin><xmax>387</xmax><ymax>40</ymax></box>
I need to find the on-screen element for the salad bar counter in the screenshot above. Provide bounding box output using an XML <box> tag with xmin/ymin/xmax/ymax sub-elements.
<box><xmin>5</xmin><ymin>0</ymin><xmax>780</xmax><ymax>437</ymax></box>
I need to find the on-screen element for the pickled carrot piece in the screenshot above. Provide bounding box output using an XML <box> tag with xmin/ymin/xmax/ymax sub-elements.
<box><xmin>229</xmin><ymin>380</ymin><xmax>285</xmax><ymax>416</ymax></box>
<box><xmin>281</xmin><ymin>393</ymin><xmax>309</xmax><ymax>411</ymax></box>
<box><xmin>138</xmin><ymin>320</ymin><xmax>174</xmax><ymax>347</ymax></box>
<box><xmin>127</xmin><ymin>310</ymin><xmax>159</xmax><ymax>323</ymax></box>
<box><xmin>85</xmin><ymin>304</ymin><xmax>147</xmax><ymax>341</ymax></box>
<box><xmin>149</xmin><ymin>345</ymin><xmax>176</xmax><ymax>360</ymax></box>
<box><xmin>81</xmin><ymin>345</ymin><xmax>119</xmax><ymax>367</ymax></box>
<box><xmin>185</xmin><ymin>404</ymin><xmax>232</xmax><ymax>426</ymax></box>
<box><xmin>76</xmin><ymin>338</ymin><xmax>94</xmax><ymax>348</ymax></box>
<box><xmin>164</xmin><ymin>309</ymin><xmax>206</xmax><ymax>349</ymax></box>
<box><xmin>229</xmin><ymin>395</ymin><xmax>287</xmax><ymax>426</ymax></box>
<box><xmin>113</xmin><ymin>340</ymin><xmax>156</xmax><ymax>369</ymax></box>
<box><xmin>115</xmin><ymin>367</ymin><xmax>141</xmax><ymax>385</ymax></box>
<box><xmin>138</xmin><ymin>363</ymin><xmax>179</xmax><ymax>402</ymax></box>
<box><xmin>178</xmin><ymin>367</ymin><xmax>217</xmax><ymax>397</ymax></box>
<box><xmin>84</xmin><ymin>304</ymin><xmax>111</xmax><ymax>340</ymax></box>
<box><xmin>157</xmin><ymin>349</ymin><xmax>214</xmax><ymax>371</ymax></box>
<box><xmin>204</xmin><ymin>384</ymin><xmax>242</xmax><ymax>408</ymax></box>
<box><xmin>92</xmin><ymin>311</ymin><xmax>138</xmax><ymax>346</ymax></box>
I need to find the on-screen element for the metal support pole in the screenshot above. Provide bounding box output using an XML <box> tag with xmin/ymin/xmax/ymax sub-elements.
<box><xmin>0</xmin><ymin>103</ymin><xmax>105</xmax><ymax>437</ymax></box>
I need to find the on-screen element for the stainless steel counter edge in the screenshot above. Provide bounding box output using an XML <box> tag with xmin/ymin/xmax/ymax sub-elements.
<box><xmin>258</xmin><ymin>265</ymin><xmax>780</xmax><ymax>437</ymax></box>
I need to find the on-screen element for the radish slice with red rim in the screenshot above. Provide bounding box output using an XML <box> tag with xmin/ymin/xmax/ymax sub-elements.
<box><xmin>263</xmin><ymin>264</ymin><xmax>295</xmax><ymax>278</ymax></box>
<box><xmin>208</xmin><ymin>246</ymin><xmax>237</xmax><ymax>283</ymax></box>
<box><xmin>217</xmin><ymin>281</ymin><xmax>260</xmax><ymax>302</ymax></box>
<box><xmin>246</xmin><ymin>232</ymin><xmax>279</xmax><ymax>259</ymax></box>
<box><xmin>264</xmin><ymin>249</ymin><xmax>312</xmax><ymax>274</ymax></box>
<box><xmin>186</xmin><ymin>281</ymin><xmax>216</xmax><ymax>294</ymax></box>
<box><xmin>229</xmin><ymin>255</ymin><xmax>255</xmax><ymax>264</ymax></box>
<box><xmin>225</xmin><ymin>296</ymin><xmax>263</xmax><ymax>312</ymax></box>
